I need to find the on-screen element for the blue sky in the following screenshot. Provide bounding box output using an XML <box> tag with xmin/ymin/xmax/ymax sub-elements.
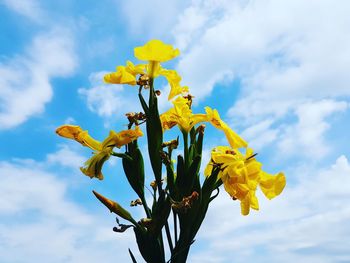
<box><xmin>1</xmin><ymin>0</ymin><xmax>350</xmax><ymax>262</ymax></box>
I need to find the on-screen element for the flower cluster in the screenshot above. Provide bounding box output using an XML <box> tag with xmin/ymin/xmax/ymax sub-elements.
<box><xmin>204</xmin><ymin>146</ymin><xmax>285</xmax><ymax>215</ymax></box>
<box><xmin>55</xmin><ymin>39</ymin><xmax>286</xmax><ymax>263</ymax></box>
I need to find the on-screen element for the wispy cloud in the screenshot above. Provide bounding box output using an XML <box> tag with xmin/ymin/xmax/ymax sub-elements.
<box><xmin>78</xmin><ymin>71</ymin><xmax>144</xmax><ymax>127</ymax></box>
<box><xmin>0</xmin><ymin>28</ymin><xmax>77</xmax><ymax>130</ymax></box>
<box><xmin>169</xmin><ymin>0</ymin><xmax>350</xmax><ymax>159</ymax></box>
<box><xmin>2</xmin><ymin>0</ymin><xmax>44</xmax><ymax>22</ymax></box>
<box><xmin>0</xmin><ymin>156</ymin><xmax>141</xmax><ymax>263</ymax></box>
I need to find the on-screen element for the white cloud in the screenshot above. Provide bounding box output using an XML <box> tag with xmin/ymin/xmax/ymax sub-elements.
<box><xmin>78</xmin><ymin>72</ymin><xmax>143</xmax><ymax>128</ymax></box>
<box><xmin>47</xmin><ymin>144</ymin><xmax>86</xmax><ymax>169</ymax></box>
<box><xmin>118</xmin><ymin>0</ymin><xmax>188</xmax><ymax>39</ymax></box>
<box><xmin>189</xmin><ymin>155</ymin><xmax>350</xmax><ymax>263</ymax></box>
<box><xmin>2</xmin><ymin>0</ymin><xmax>44</xmax><ymax>22</ymax></box>
<box><xmin>169</xmin><ymin>0</ymin><xmax>350</xmax><ymax>158</ymax></box>
<box><xmin>78</xmin><ymin>72</ymin><xmax>126</xmax><ymax>117</ymax></box>
<box><xmin>0</xmin><ymin>158</ymin><xmax>141</xmax><ymax>263</ymax></box>
<box><xmin>0</xmin><ymin>28</ymin><xmax>77</xmax><ymax>130</ymax></box>
<box><xmin>278</xmin><ymin>100</ymin><xmax>348</xmax><ymax>158</ymax></box>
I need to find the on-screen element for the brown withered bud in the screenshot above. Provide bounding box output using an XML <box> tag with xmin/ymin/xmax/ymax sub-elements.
<box><xmin>125</xmin><ymin>112</ymin><xmax>146</xmax><ymax>126</ymax></box>
<box><xmin>196</xmin><ymin>124</ymin><xmax>206</xmax><ymax>135</ymax></box>
<box><xmin>130</xmin><ymin>198</ymin><xmax>143</xmax><ymax>207</ymax></box>
<box><xmin>137</xmin><ymin>74</ymin><xmax>149</xmax><ymax>84</ymax></box>
<box><xmin>137</xmin><ymin>74</ymin><xmax>150</xmax><ymax>88</ymax></box>
<box><xmin>162</xmin><ymin>138</ymin><xmax>179</xmax><ymax>149</ymax></box>
<box><xmin>150</xmin><ymin>179</ymin><xmax>164</xmax><ymax>191</ymax></box>
<box><xmin>171</xmin><ymin>191</ymin><xmax>199</xmax><ymax>213</ymax></box>
<box><xmin>150</xmin><ymin>180</ymin><xmax>157</xmax><ymax>191</ymax></box>
<box><xmin>183</xmin><ymin>94</ymin><xmax>195</xmax><ymax>107</ymax></box>
<box><xmin>155</xmin><ymin>90</ymin><xmax>161</xmax><ymax>96</ymax></box>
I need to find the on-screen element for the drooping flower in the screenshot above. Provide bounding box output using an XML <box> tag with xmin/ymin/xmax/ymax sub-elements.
<box><xmin>56</xmin><ymin>124</ymin><xmax>144</xmax><ymax>180</ymax></box>
<box><xmin>56</xmin><ymin>125</ymin><xmax>101</xmax><ymax>151</ymax></box>
<box><xmin>205</xmin><ymin>107</ymin><xmax>247</xmax><ymax>148</ymax></box>
<box><xmin>205</xmin><ymin>146</ymin><xmax>286</xmax><ymax>215</ymax></box>
<box><xmin>80</xmin><ymin>148</ymin><xmax>111</xmax><ymax>180</ymax></box>
<box><xmin>81</xmin><ymin>126</ymin><xmax>143</xmax><ymax>180</ymax></box>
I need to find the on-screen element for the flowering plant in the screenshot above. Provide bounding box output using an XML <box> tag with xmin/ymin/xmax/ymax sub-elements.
<box><xmin>56</xmin><ymin>40</ymin><xmax>286</xmax><ymax>263</ymax></box>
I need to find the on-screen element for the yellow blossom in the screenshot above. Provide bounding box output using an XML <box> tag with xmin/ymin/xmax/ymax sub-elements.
<box><xmin>56</xmin><ymin>125</ymin><xmax>101</xmax><ymax>151</ymax></box>
<box><xmin>205</xmin><ymin>107</ymin><xmax>247</xmax><ymax>148</ymax></box>
<box><xmin>134</xmin><ymin>39</ymin><xmax>180</xmax><ymax>79</ymax></box>
<box><xmin>160</xmin><ymin>96</ymin><xmax>207</xmax><ymax>133</ymax></box>
<box><xmin>205</xmin><ymin>146</ymin><xmax>286</xmax><ymax>215</ymax></box>
<box><xmin>134</xmin><ymin>39</ymin><xmax>180</xmax><ymax>63</ymax></box>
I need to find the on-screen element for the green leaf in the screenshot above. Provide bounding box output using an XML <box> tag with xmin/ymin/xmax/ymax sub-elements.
<box><xmin>134</xmin><ymin>227</ymin><xmax>165</xmax><ymax>263</ymax></box>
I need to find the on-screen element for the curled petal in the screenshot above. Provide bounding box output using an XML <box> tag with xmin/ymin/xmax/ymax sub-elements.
<box><xmin>159</xmin><ymin>68</ymin><xmax>182</xmax><ymax>100</ymax></box>
<box><xmin>205</xmin><ymin>107</ymin><xmax>247</xmax><ymax>148</ymax></box>
<box><xmin>56</xmin><ymin>125</ymin><xmax>101</xmax><ymax>151</ymax></box>
<box><xmin>259</xmin><ymin>172</ymin><xmax>286</xmax><ymax>200</ymax></box>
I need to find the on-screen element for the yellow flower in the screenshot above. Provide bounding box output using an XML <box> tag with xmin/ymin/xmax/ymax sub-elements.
<box><xmin>160</xmin><ymin>96</ymin><xmax>207</xmax><ymax>133</ymax></box>
<box><xmin>56</xmin><ymin>125</ymin><xmax>101</xmax><ymax>151</ymax></box>
<box><xmin>56</xmin><ymin>124</ymin><xmax>144</xmax><ymax>180</ymax></box>
<box><xmin>134</xmin><ymin>39</ymin><xmax>180</xmax><ymax>63</ymax></box>
<box><xmin>205</xmin><ymin>146</ymin><xmax>286</xmax><ymax>215</ymax></box>
<box><xmin>205</xmin><ymin>107</ymin><xmax>247</xmax><ymax>148</ymax></box>
<box><xmin>134</xmin><ymin>39</ymin><xmax>180</xmax><ymax>80</ymax></box>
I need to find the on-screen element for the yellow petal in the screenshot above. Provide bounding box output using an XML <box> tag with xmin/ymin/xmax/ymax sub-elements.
<box><xmin>205</xmin><ymin>107</ymin><xmax>247</xmax><ymax>148</ymax></box>
<box><xmin>259</xmin><ymin>172</ymin><xmax>286</xmax><ymax>200</ymax></box>
<box><xmin>240</xmin><ymin>195</ymin><xmax>250</xmax><ymax>216</ymax></box>
<box><xmin>134</xmin><ymin>39</ymin><xmax>180</xmax><ymax>62</ymax></box>
<box><xmin>125</xmin><ymin>60</ymin><xmax>146</xmax><ymax>76</ymax></box>
<box><xmin>80</xmin><ymin>149</ymin><xmax>111</xmax><ymax>180</ymax></box>
<box><xmin>56</xmin><ymin>125</ymin><xmax>101</xmax><ymax>151</ymax></box>
<box><xmin>101</xmin><ymin>126</ymin><xmax>143</xmax><ymax>149</ymax></box>
<box><xmin>204</xmin><ymin>162</ymin><xmax>214</xmax><ymax>177</ymax></box>
<box><xmin>104</xmin><ymin>66</ymin><xmax>137</xmax><ymax>85</ymax></box>
<box><xmin>222</xmin><ymin>125</ymin><xmax>248</xmax><ymax>149</ymax></box>
<box><xmin>249</xmin><ymin>191</ymin><xmax>259</xmax><ymax>211</ymax></box>
<box><xmin>159</xmin><ymin>68</ymin><xmax>182</xmax><ymax>100</ymax></box>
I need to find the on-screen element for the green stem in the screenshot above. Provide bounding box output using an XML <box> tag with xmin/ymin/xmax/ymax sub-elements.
<box><xmin>164</xmin><ymin>221</ymin><xmax>174</xmax><ymax>253</ymax></box>
<box><xmin>173</xmin><ymin>210</ymin><xmax>178</xmax><ymax>244</ymax></box>
<box><xmin>182</xmin><ymin>131</ymin><xmax>189</xmax><ymax>169</ymax></box>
